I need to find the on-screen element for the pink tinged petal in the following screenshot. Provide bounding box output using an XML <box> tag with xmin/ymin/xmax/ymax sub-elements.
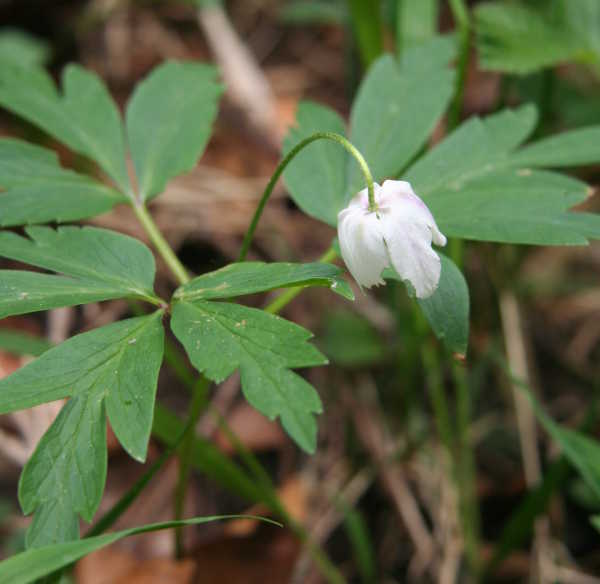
<box><xmin>381</xmin><ymin>212</ymin><xmax>442</xmax><ymax>299</ymax></box>
<box><xmin>337</xmin><ymin>207</ymin><xmax>389</xmax><ymax>288</ymax></box>
<box><xmin>380</xmin><ymin>179</ymin><xmax>447</xmax><ymax>247</ymax></box>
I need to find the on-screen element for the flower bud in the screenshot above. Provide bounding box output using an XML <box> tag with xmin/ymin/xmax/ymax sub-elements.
<box><xmin>337</xmin><ymin>180</ymin><xmax>447</xmax><ymax>298</ymax></box>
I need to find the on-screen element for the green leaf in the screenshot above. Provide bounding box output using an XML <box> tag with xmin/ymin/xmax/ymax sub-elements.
<box><xmin>396</xmin><ymin>0</ymin><xmax>439</xmax><ymax>48</ymax></box>
<box><xmin>0</xmin><ymin>29</ymin><xmax>50</xmax><ymax>68</ymax></box>
<box><xmin>171</xmin><ymin>301</ymin><xmax>325</xmax><ymax>452</ymax></box>
<box><xmin>407</xmin><ymin>105</ymin><xmax>600</xmax><ymax>245</ymax></box>
<box><xmin>283</xmin><ymin>101</ymin><xmax>347</xmax><ymax>226</ymax></box>
<box><xmin>20</xmin><ymin>393</ymin><xmax>107</xmax><ymax>548</ymax></box>
<box><xmin>428</xmin><ymin>170</ymin><xmax>593</xmax><ymax>245</ymax></box>
<box><xmin>0</xmin><ymin>226</ymin><xmax>158</xmax><ymax>306</ymax></box>
<box><xmin>347</xmin><ymin>39</ymin><xmax>455</xmax><ymax>196</ymax></box>
<box><xmin>174</xmin><ymin>261</ymin><xmax>353</xmax><ymax>302</ymax></box>
<box><xmin>282</xmin><ymin>1</ymin><xmax>347</xmax><ymax>25</ymax></box>
<box><xmin>474</xmin><ymin>2</ymin><xmax>582</xmax><ymax>75</ymax></box>
<box><xmin>126</xmin><ymin>61</ymin><xmax>222</xmax><ymax>201</ymax></box>
<box><xmin>0</xmin><ymin>271</ymin><xmax>144</xmax><ymax>320</ymax></box>
<box><xmin>407</xmin><ymin>105</ymin><xmax>539</xmax><ymax>197</ymax></box>
<box><xmin>321</xmin><ymin>311</ymin><xmax>387</xmax><ymax>367</ymax></box>
<box><xmin>0</xmin><ymin>138</ymin><xmax>125</xmax><ymax>226</ymax></box>
<box><xmin>384</xmin><ymin>255</ymin><xmax>469</xmax><ymax>355</ymax></box>
<box><xmin>0</xmin><ymin>515</ymin><xmax>277</xmax><ymax>584</ymax></box>
<box><xmin>0</xmin><ymin>64</ymin><xmax>130</xmax><ymax>193</ymax></box>
<box><xmin>512</xmin><ymin>126</ymin><xmax>600</xmax><ymax>168</ymax></box>
<box><xmin>0</xmin><ymin>313</ymin><xmax>164</xmax><ymax>545</ymax></box>
<box><xmin>0</xmin><ymin>329</ymin><xmax>53</xmax><ymax>357</ymax></box>
<box><xmin>517</xmin><ymin>378</ymin><xmax>600</xmax><ymax>500</ymax></box>
<box><xmin>283</xmin><ymin>37</ymin><xmax>455</xmax><ymax>226</ymax></box>
<box><xmin>347</xmin><ymin>0</ymin><xmax>383</xmax><ymax>68</ymax></box>
<box><xmin>417</xmin><ymin>255</ymin><xmax>469</xmax><ymax>356</ymax></box>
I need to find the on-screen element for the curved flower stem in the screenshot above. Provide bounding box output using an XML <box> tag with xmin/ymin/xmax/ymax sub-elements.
<box><xmin>238</xmin><ymin>132</ymin><xmax>375</xmax><ymax>262</ymax></box>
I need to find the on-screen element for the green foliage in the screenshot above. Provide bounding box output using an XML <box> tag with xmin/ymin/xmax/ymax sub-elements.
<box><xmin>1</xmin><ymin>314</ymin><xmax>165</xmax><ymax>546</ymax></box>
<box><xmin>126</xmin><ymin>61</ymin><xmax>222</xmax><ymax>201</ymax></box>
<box><xmin>283</xmin><ymin>102</ymin><xmax>348</xmax><ymax>226</ymax></box>
<box><xmin>346</xmin><ymin>0</ymin><xmax>383</xmax><ymax>68</ymax></box>
<box><xmin>0</xmin><ymin>329</ymin><xmax>53</xmax><ymax>357</ymax></box>
<box><xmin>0</xmin><ymin>515</ymin><xmax>275</xmax><ymax>584</ymax></box>
<box><xmin>0</xmin><ymin>28</ymin><xmax>50</xmax><ymax>68</ymax></box>
<box><xmin>282</xmin><ymin>0</ymin><xmax>347</xmax><ymax>24</ymax></box>
<box><xmin>171</xmin><ymin>301</ymin><xmax>326</xmax><ymax>452</ymax></box>
<box><xmin>321</xmin><ymin>311</ymin><xmax>387</xmax><ymax>367</ymax></box>
<box><xmin>0</xmin><ymin>139</ymin><xmax>124</xmax><ymax>227</ymax></box>
<box><xmin>416</xmin><ymin>255</ymin><xmax>469</xmax><ymax>357</ymax></box>
<box><xmin>395</xmin><ymin>0</ymin><xmax>439</xmax><ymax>48</ymax></box>
<box><xmin>174</xmin><ymin>261</ymin><xmax>353</xmax><ymax>301</ymax></box>
<box><xmin>0</xmin><ymin>64</ymin><xmax>130</xmax><ymax>192</ymax></box>
<box><xmin>0</xmin><ymin>226</ymin><xmax>160</xmax><ymax>318</ymax></box>
<box><xmin>407</xmin><ymin>105</ymin><xmax>600</xmax><ymax>245</ymax></box>
<box><xmin>475</xmin><ymin>0</ymin><xmax>600</xmax><ymax>75</ymax></box>
<box><xmin>283</xmin><ymin>35</ymin><xmax>456</xmax><ymax>226</ymax></box>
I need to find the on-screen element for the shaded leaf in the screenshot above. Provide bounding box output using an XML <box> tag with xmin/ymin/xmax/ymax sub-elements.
<box><xmin>171</xmin><ymin>301</ymin><xmax>325</xmax><ymax>452</ymax></box>
<box><xmin>0</xmin><ymin>64</ymin><xmax>130</xmax><ymax>192</ymax></box>
<box><xmin>0</xmin><ymin>515</ymin><xmax>277</xmax><ymax>584</ymax></box>
<box><xmin>385</xmin><ymin>255</ymin><xmax>469</xmax><ymax>355</ymax></box>
<box><xmin>0</xmin><ymin>226</ymin><xmax>158</xmax><ymax>305</ymax></box>
<box><xmin>0</xmin><ymin>271</ymin><xmax>143</xmax><ymax>320</ymax></box>
<box><xmin>347</xmin><ymin>39</ymin><xmax>455</xmax><ymax>196</ymax></box>
<box><xmin>408</xmin><ymin>105</ymin><xmax>600</xmax><ymax>246</ymax></box>
<box><xmin>0</xmin><ymin>29</ymin><xmax>50</xmax><ymax>68</ymax></box>
<box><xmin>174</xmin><ymin>261</ymin><xmax>353</xmax><ymax>302</ymax></box>
<box><xmin>126</xmin><ymin>61</ymin><xmax>222</xmax><ymax>201</ymax></box>
<box><xmin>0</xmin><ymin>313</ymin><xmax>165</xmax><ymax>545</ymax></box>
<box><xmin>0</xmin><ymin>138</ymin><xmax>124</xmax><ymax>227</ymax></box>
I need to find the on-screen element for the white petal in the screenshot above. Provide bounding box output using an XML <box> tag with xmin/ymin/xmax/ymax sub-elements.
<box><xmin>337</xmin><ymin>206</ymin><xmax>389</xmax><ymax>288</ymax></box>
<box><xmin>381</xmin><ymin>211</ymin><xmax>442</xmax><ymax>299</ymax></box>
<box><xmin>380</xmin><ymin>180</ymin><xmax>447</xmax><ymax>247</ymax></box>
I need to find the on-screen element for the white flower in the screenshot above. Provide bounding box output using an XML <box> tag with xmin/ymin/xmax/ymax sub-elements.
<box><xmin>337</xmin><ymin>179</ymin><xmax>447</xmax><ymax>299</ymax></box>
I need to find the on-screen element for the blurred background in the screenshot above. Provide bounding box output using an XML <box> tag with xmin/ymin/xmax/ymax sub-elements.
<box><xmin>1</xmin><ymin>1</ymin><xmax>600</xmax><ymax>582</ymax></box>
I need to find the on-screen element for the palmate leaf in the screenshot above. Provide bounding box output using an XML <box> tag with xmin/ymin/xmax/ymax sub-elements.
<box><xmin>0</xmin><ymin>225</ymin><xmax>160</xmax><ymax>317</ymax></box>
<box><xmin>126</xmin><ymin>61</ymin><xmax>222</xmax><ymax>201</ymax></box>
<box><xmin>0</xmin><ymin>64</ymin><xmax>130</xmax><ymax>193</ymax></box>
<box><xmin>0</xmin><ymin>313</ymin><xmax>165</xmax><ymax>547</ymax></box>
<box><xmin>475</xmin><ymin>0</ymin><xmax>600</xmax><ymax>75</ymax></box>
<box><xmin>0</xmin><ymin>515</ymin><xmax>277</xmax><ymax>584</ymax></box>
<box><xmin>0</xmin><ymin>138</ymin><xmax>125</xmax><ymax>226</ymax></box>
<box><xmin>283</xmin><ymin>35</ymin><xmax>456</xmax><ymax>226</ymax></box>
<box><xmin>172</xmin><ymin>301</ymin><xmax>326</xmax><ymax>452</ymax></box>
<box><xmin>475</xmin><ymin>2</ymin><xmax>581</xmax><ymax>75</ymax></box>
<box><xmin>174</xmin><ymin>261</ymin><xmax>353</xmax><ymax>301</ymax></box>
<box><xmin>407</xmin><ymin>105</ymin><xmax>600</xmax><ymax>246</ymax></box>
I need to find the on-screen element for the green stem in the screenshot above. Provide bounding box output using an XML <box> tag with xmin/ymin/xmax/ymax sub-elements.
<box><xmin>131</xmin><ymin>197</ymin><xmax>344</xmax><ymax>579</ymax></box>
<box><xmin>453</xmin><ymin>360</ymin><xmax>481</xmax><ymax>576</ymax></box>
<box><xmin>133</xmin><ymin>203</ymin><xmax>190</xmax><ymax>285</ymax></box>
<box><xmin>447</xmin><ymin>0</ymin><xmax>470</xmax><ymax>132</ymax></box>
<box><xmin>174</xmin><ymin>377</ymin><xmax>210</xmax><ymax>558</ymax></box>
<box><xmin>238</xmin><ymin>132</ymin><xmax>375</xmax><ymax>262</ymax></box>
<box><xmin>265</xmin><ymin>247</ymin><xmax>338</xmax><ymax>314</ymax></box>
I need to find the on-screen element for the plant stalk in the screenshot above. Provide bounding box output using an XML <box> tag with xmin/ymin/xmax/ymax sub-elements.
<box><xmin>133</xmin><ymin>202</ymin><xmax>190</xmax><ymax>285</ymax></box>
<box><xmin>238</xmin><ymin>131</ymin><xmax>375</xmax><ymax>262</ymax></box>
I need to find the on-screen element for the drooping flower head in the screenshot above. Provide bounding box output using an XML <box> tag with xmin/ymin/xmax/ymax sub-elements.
<box><xmin>337</xmin><ymin>179</ymin><xmax>447</xmax><ymax>299</ymax></box>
